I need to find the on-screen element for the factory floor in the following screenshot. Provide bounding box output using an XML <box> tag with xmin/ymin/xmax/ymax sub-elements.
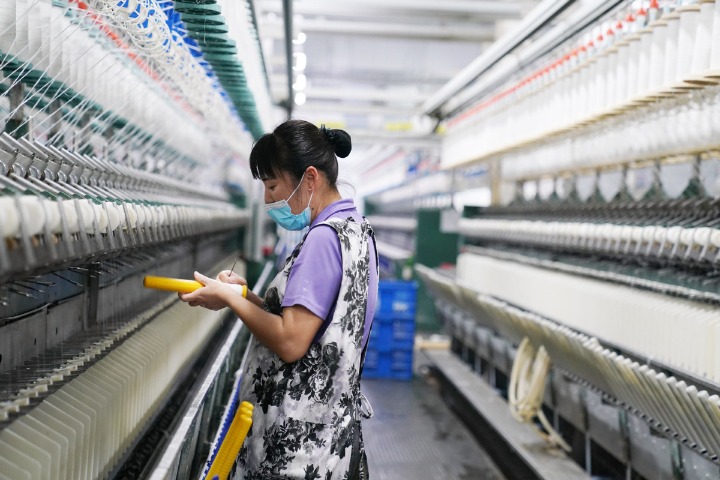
<box><xmin>361</xmin><ymin>359</ymin><xmax>507</xmax><ymax>480</ymax></box>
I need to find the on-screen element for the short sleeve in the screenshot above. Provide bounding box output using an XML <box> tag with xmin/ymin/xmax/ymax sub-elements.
<box><xmin>281</xmin><ymin>225</ymin><xmax>342</xmax><ymax>321</ymax></box>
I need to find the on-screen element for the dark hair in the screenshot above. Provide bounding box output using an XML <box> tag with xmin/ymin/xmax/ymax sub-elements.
<box><xmin>249</xmin><ymin>119</ymin><xmax>351</xmax><ymax>188</ymax></box>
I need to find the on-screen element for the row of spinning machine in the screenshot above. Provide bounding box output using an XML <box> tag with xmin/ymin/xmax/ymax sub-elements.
<box><xmin>419</xmin><ymin>161</ymin><xmax>720</xmax><ymax>480</ymax></box>
<box><xmin>421</xmin><ymin>1</ymin><xmax>720</xmax><ymax>479</ymax></box>
<box><xmin>0</xmin><ymin>0</ymin><xmax>267</xmax><ymax>479</ymax></box>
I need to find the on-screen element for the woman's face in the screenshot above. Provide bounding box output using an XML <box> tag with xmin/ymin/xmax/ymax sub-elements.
<box><xmin>263</xmin><ymin>171</ymin><xmax>308</xmax><ymax>214</ymax></box>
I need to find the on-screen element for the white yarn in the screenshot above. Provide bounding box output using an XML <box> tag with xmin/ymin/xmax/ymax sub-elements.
<box><xmin>14</xmin><ymin>0</ymin><xmax>30</xmax><ymax>58</ymax></box>
<box><xmin>2</xmin><ymin>0</ymin><xmax>252</xmax><ymax>176</ymax></box>
<box><xmin>0</xmin><ymin>196</ymin><xmax>20</xmax><ymax>238</ymax></box>
<box><xmin>124</xmin><ymin>203</ymin><xmax>138</xmax><ymax>228</ymax></box>
<box><xmin>145</xmin><ymin>205</ymin><xmax>156</xmax><ymax>228</ymax></box>
<box><xmin>156</xmin><ymin>206</ymin><xmax>167</xmax><ymax>227</ymax></box>
<box><xmin>60</xmin><ymin>199</ymin><xmax>80</xmax><ymax>234</ymax></box>
<box><xmin>134</xmin><ymin>204</ymin><xmax>147</xmax><ymax>226</ymax></box>
<box><xmin>76</xmin><ymin>199</ymin><xmax>96</xmax><ymax>233</ymax></box>
<box><xmin>0</xmin><ymin>0</ymin><xmax>16</xmax><ymax>54</ymax></box>
<box><xmin>443</xmin><ymin>3</ymin><xmax>720</xmax><ymax>176</ymax></box>
<box><xmin>18</xmin><ymin>195</ymin><xmax>46</xmax><ymax>237</ymax></box>
<box><xmin>92</xmin><ymin>203</ymin><xmax>108</xmax><ymax>232</ymax></box>
<box><xmin>148</xmin><ymin>205</ymin><xmax>158</xmax><ymax>227</ymax></box>
<box><xmin>662</xmin><ymin>14</ymin><xmax>681</xmax><ymax>88</ymax></box>
<box><xmin>42</xmin><ymin>198</ymin><xmax>61</xmax><ymax>234</ymax></box>
<box><xmin>105</xmin><ymin>202</ymin><xmax>122</xmax><ymax>232</ymax></box>
<box><xmin>677</xmin><ymin>6</ymin><xmax>701</xmax><ymax>82</ymax></box>
<box><xmin>709</xmin><ymin>1</ymin><xmax>720</xmax><ymax>71</ymax></box>
<box><xmin>711</xmin><ymin>229</ymin><xmax>720</xmax><ymax>248</ymax></box>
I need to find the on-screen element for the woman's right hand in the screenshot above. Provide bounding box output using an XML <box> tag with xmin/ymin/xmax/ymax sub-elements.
<box><xmin>217</xmin><ymin>270</ymin><xmax>248</xmax><ymax>285</ymax></box>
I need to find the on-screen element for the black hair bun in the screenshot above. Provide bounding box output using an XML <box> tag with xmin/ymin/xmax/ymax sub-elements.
<box><xmin>321</xmin><ymin>126</ymin><xmax>352</xmax><ymax>158</ymax></box>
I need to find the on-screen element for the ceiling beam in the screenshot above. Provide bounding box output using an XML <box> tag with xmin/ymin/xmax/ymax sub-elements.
<box><xmin>348</xmin><ymin>131</ymin><xmax>441</xmax><ymax>149</ymax></box>
<box><xmin>265</xmin><ymin>55</ymin><xmax>456</xmax><ymax>86</ymax></box>
<box><xmin>269</xmin><ymin>82</ymin><xmax>428</xmax><ymax>104</ymax></box>
<box><xmin>306</xmin><ymin>88</ymin><xmax>424</xmax><ymax>104</ymax></box>
<box><xmin>421</xmin><ymin>0</ymin><xmax>574</xmax><ymax>116</ymax></box>
<box><xmin>260</xmin><ymin>17</ymin><xmax>495</xmax><ymax>42</ymax></box>
<box><xmin>295</xmin><ymin>102</ymin><xmax>418</xmax><ymax>117</ymax></box>
<box><xmin>258</xmin><ymin>0</ymin><xmax>524</xmax><ymax>19</ymax></box>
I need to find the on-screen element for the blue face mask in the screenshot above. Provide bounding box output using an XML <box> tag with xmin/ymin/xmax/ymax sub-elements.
<box><xmin>264</xmin><ymin>174</ymin><xmax>313</xmax><ymax>231</ymax></box>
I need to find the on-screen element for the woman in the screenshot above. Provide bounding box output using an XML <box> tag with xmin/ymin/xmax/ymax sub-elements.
<box><xmin>179</xmin><ymin>119</ymin><xmax>378</xmax><ymax>479</ymax></box>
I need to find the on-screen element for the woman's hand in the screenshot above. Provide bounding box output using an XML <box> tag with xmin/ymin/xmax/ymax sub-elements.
<box><xmin>179</xmin><ymin>271</ymin><xmax>234</xmax><ymax>311</ymax></box>
<box><xmin>216</xmin><ymin>270</ymin><xmax>247</xmax><ymax>286</ymax></box>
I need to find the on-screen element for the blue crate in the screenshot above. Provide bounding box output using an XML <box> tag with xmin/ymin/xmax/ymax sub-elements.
<box><xmin>368</xmin><ymin>317</ymin><xmax>415</xmax><ymax>352</ymax></box>
<box><xmin>368</xmin><ymin>322</ymin><xmax>393</xmax><ymax>352</ymax></box>
<box><xmin>375</xmin><ymin>281</ymin><xmax>418</xmax><ymax>319</ymax></box>
<box><xmin>363</xmin><ymin>348</ymin><xmax>413</xmax><ymax>381</ymax></box>
<box><xmin>391</xmin><ymin>320</ymin><xmax>415</xmax><ymax>351</ymax></box>
<box><xmin>364</xmin><ymin>348</ymin><xmax>380</xmax><ymax>369</ymax></box>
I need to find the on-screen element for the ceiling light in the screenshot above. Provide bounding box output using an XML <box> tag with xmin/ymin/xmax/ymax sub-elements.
<box><xmin>293</xmin><ymin>74</ymin><xmax>307</xmax><ymax>91</ymax></box>
<box><xmin>292</xmin><ymin>32</ymin><xmax>306</xmax><ymax>45</ymax></box>
<box><xmin>293</xmin><ymin>52</ymin><xmax>306</xmax><ymax>72</ymax></box>
<box><xmin>295</xmin><ymin>92</ymin><xmax>307</xmax><ymax>106</ymax></box>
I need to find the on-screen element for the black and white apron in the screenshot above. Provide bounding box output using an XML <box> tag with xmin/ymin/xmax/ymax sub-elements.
<box><xmin>235</xmin><ymin>217</ymin><xmax>376</xmax><ymax>480</ymax></box>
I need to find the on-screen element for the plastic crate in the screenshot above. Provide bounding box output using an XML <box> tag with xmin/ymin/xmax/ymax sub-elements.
<box><xmin>368</xmin><ymin>317</ymin><xmax>415</xmax><ymax>352</ymax></box>
<box><xmin>375</xmin><ymin>281</ymin><xmax>418</xmax><ymax>319</ymax></box>
<box><xmin>362</xmin><ymin>348</ymin><xmax>413</xmax><ymax>381</ymax></box>
<box><xmin>391</xmin><ymin>320</ymin><xmax>415</xmax><ymax>350</ymax></box>
<box><xmin>364</xmin><ymin>348</ymin><xmax>380</xmax><ymax>369</ymax></box>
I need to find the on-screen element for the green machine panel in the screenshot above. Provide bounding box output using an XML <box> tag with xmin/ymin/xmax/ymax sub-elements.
<box><xmin>414</xmin><ymin>208</ymin><xmax>459</xmax><ymax>333</ymax></box>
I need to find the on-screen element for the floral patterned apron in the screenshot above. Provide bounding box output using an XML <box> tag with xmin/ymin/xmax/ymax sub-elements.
<box><xmin>234</xmin><ymin>217</ymin><xmax>377</xmax><ymax>480</ymax></box>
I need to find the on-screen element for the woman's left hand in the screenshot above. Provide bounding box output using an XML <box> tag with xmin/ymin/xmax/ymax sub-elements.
<box><xmin>178</xmin><ymin>271</ymin><xmax>233</xmax><ymax>310</ymax></box>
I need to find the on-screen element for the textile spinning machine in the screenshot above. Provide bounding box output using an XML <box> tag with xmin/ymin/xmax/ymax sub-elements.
<box><xmin>0</xmin><ymin>0</ymin><xmax>271</xmax><ymax>479</ymax></box>
<box><xmin>418</xmin><ymin>1</ymin><xmax>720</xmax><ymax>479</ymax></box>
<box><xmin>420</xmin><ymin>170</ymin><xmax>720</xmax><ymax>480</ymax></box>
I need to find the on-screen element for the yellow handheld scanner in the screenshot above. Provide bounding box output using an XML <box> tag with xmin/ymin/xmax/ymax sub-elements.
<box><xmin>143</xmin><ymin>275</ymin><xmax>247</xmax><ymax>297</ymax></box>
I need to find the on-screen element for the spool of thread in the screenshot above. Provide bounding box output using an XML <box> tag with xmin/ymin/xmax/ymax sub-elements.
<box><xmin>105</xmin><ymin>202</ymin><xmax>122</xmax><ymax>232</ymax></box>
<box><xmin>143</xmin><ymin>276</ymin><xmax>248</xmax><ymax>297</ymax></box>
<box><xmin>636</xmin><ymin>28</ymin><xmax>653</xmax><ymax>97</ymax></box>
<box><xmin>675</xmin><ymin>6</ymin><xmax>700</xmax><ymax>85</ymax></box>
<box><xmin>662</xmin><ymin>13</ymin><xmax>681</xmax><ymax>89</ymax></box>
<box><xmin>0</xmin><ymin>196</ymin><xmax>19</xmax><ymax>238</ymax></box>
<box><xmin>708</xmin><ymin>0</ymin><xmax>720</xmax><ymax>76</ymax></box>
<box><xmin>18</xmin><ymin>196</ymin><xmax>47</xmax><ymax>237</ymax></box>
<box><xmin>93</xmin><ymin>203</ymin><xmax>109</xmax><ymax>232</ymax></box>
<box><xmin>648</xmin><ymin>20</ymin><xmax>668</xmax><ymax>92</ymax></box>
<box><xmin>42</xmin><ymin>198</ymin><xmax>61</xmax><ymax>234</ymax></box>
<box><xmin>695</xmin><ymin>5</ymin><xmax>715</xmax><ymax>82</ymax></box>
<box><xmin>0</xmin><ymin>0</ymin><xmax>15</xmax><ymax>54</ymax></box>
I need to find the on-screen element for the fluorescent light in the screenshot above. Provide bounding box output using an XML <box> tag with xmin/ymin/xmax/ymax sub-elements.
<box><xmin>293</xmin><ymin>73</ymin><xmax>307</xmax><ymax>91</ymax></box>
<box><xmin>295</xmin><ymin>92</ymin><xmax>307</xmax><ymax>105</ymax></box>
<box><xmin>292</xmin><ymin>32</ymin><xmax>307</xmax><ymax>45</ymax></box>
<box><xmin>292</xmin><ymin>52</ymin><xmax>307</xmax><ymax>72</ymax></box>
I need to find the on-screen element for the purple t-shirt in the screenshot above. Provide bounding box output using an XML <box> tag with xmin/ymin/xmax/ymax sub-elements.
<box><xmin>281</xmin><ymin>198</ymin><xmax>378</xmax><ymax>347</ymax></box>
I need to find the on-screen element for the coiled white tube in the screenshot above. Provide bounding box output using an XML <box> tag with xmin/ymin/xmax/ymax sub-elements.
<box><xmin>509</xmin><ymin>337</ymin><xmax>571</xmax><ymax>452</ymax></box>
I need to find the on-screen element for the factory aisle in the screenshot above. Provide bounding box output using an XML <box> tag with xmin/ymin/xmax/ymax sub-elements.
<box><xmin>362</xmin><ymin>371</ymin><xmax>507</xmax><ymax>480</ymax></box>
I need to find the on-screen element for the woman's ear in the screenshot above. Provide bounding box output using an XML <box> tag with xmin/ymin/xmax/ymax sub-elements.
<box><xmin>305</xmin><ymin>166</ymin><xmax>319</xmax><ymax>191</ymax></box>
